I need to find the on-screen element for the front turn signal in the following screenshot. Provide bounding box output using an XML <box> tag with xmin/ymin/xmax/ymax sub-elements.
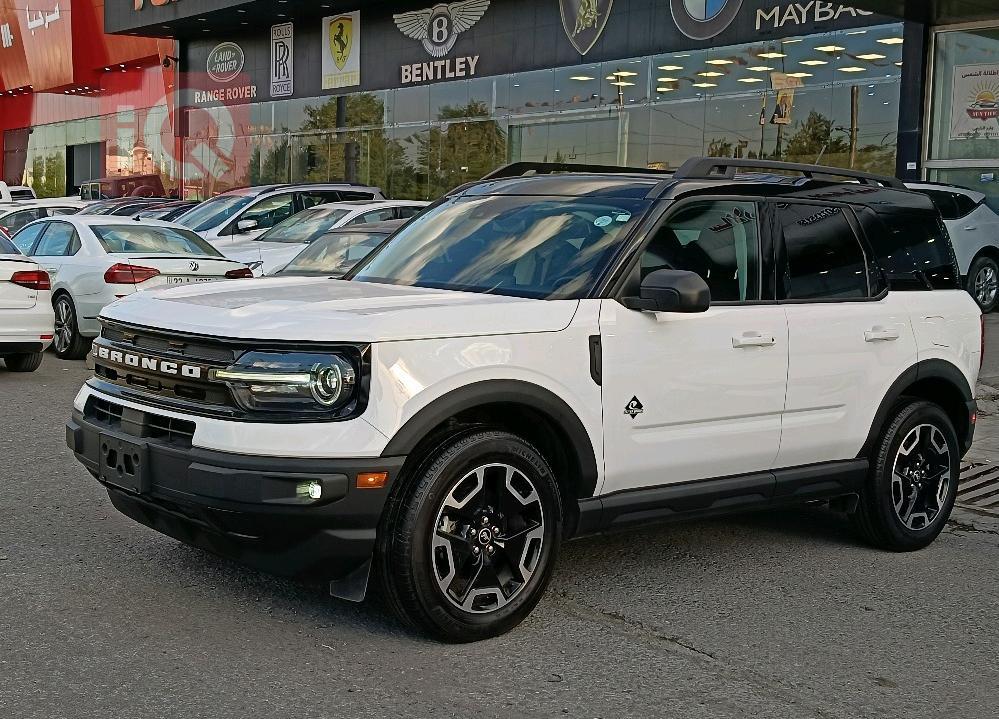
<box><xmin>357</xmin><ymin>472</ymin><xmax>388</xmax><ymax>489</ymax></box>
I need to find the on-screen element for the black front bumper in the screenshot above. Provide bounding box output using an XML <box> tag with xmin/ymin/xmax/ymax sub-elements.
<box><xmin>67</xmin><ymin>408</ymin><xmax>404</xmax><ymax>583</ymax></box>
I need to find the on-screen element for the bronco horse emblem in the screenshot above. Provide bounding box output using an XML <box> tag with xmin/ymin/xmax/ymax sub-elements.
<box><xmin>559</xmin><ymin>0</ymin><xmax>614</xmax><ymax>56</ymax></box>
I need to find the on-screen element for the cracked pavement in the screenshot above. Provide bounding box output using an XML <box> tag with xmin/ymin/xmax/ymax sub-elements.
<box><xmin>2</xmin><ymin>358</ymin><xmax>998</xmax><ymax>719</ymax></box>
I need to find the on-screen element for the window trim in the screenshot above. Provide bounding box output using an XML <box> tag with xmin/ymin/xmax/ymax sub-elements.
<box><xmin>609</xmin><ymin>195</ymin><xmax>771</xmax><ymax>307</ymax></box>
<box><xmin>32</xmin><ymin>220</ymin><xmax>81</xmax><ymax>258</ymax></box>
<box><xmin>771</xmin><ymin>198</ymin><xmax>889</xmax><ymax>305</ymax></box>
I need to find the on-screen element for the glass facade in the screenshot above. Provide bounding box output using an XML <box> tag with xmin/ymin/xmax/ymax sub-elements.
<box><xmin>179</xmin><ymin>21</ymin><xmax>904</xmax><ymax>200</ymax></box>
<box><xmin>927</xmin><ymin>25</ymin><xmax>999</xmax><ymax>210</ymax></box>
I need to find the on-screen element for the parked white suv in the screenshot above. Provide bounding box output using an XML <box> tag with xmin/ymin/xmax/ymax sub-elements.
<box><xmin>67</xmin><ymin>159</ymin><xmax>982</xmax><ymax>642</ymax></box>
<box><xmin>906</xmin><ymin>182</ymin><xmax>999</xmax><ymax>312</ymax></box>
<box><xmin>174</xmin><ymin>183</ymin><xmax>386</xmax><ymax>246</ymax></box>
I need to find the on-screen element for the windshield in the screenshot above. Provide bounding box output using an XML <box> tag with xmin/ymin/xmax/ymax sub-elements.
<box><xmin>92</xmin><ymin>225</ymin><xmax>224</xmax><ymax>257</ymax></box>
<box><xmin>279</xmin><ymin>230</ymin><xmax>390</xmax><ymax>276</ymax></box>
<box><xmin>350</xmin><ymin>195</ymin><xmax>648</xmax><ymax>299</ymax></box>
<box><xmin>175</xmin><ymin>194</ymin><xmax>254</xmax><ymax>232</ymax></box>
<box><xmin>0</xmin><ymin>235</ymin><xmax>19</xmax><ymax>254</ymax></box>
<box><xmin>255</xmin><ymin>207</ymin><xmax>351</xmax><ymax>243</ymax></box>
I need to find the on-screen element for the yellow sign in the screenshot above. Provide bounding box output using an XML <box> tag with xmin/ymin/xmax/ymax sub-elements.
<box><xmin>330</xmin><ymin>15</ymin><xmax>352</xmax><ymax>70</ymax></box>
<box><xmin>322</xmin><ymin>12</ymin><xmax>360</xmax><ymax>89</ymax></box>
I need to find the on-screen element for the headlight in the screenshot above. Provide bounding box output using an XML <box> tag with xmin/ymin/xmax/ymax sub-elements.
<box><xmin>212</xmin><ymin>351</ymin><xmax>358</xmax><ymax>415</ymax></box>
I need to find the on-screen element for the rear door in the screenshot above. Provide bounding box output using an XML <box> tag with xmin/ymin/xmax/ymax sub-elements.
<box><xmin>773</xmin><ymin>201</ymin><xmax>918</xmax><ymax>469</ymax></box>
<box><xmin>0</xmin><ymin>257</ymin><xmax>40</xmax><ymax>309</ymax></box>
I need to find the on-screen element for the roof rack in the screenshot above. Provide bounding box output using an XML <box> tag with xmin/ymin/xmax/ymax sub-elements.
<box><xmin>481</xmin><ymin>162</ymin><xmax>672</xmax><ymax>181</ymax></box>
<box><xmin>672</xmin><ymin>157</ymin><xmax>905</xmax><ymax>190</ymax></box>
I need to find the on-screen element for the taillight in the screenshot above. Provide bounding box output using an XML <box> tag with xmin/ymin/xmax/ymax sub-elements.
<box><xmin>10</xmin><ymin>269</ymin><xmax>51</xmax><ymax>290</ymax></box>
<box><xmin>104</xmin><ymin>263</ymin><xmax>160</xmax><ymax>284</ymax></box>
<box><xmin>225</xmin><ymin>267</ymin><xmax>254</xmax><ymax>279</ymax></box>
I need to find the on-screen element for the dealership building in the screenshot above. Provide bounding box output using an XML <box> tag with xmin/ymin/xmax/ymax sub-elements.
<box><xmin>2</xmin><ymin>0</ymin><xmax>999</xmax><ymax>206</ymax></box>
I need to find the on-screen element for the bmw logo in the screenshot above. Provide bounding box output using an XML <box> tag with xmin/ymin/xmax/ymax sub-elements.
<box><xmin>671</xmin><ymin>0</ymin><xmax>744</xmax><ymax>40</ymax></box>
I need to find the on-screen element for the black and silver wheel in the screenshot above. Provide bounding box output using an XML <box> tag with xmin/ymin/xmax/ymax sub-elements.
<box><xmin>968</xmin><ymin>255</ymin><xmax>999</xmax><ymax>313</ymax></box>
<box><xmin>852</xmin><ymin>400</ymin><xmax>959</xmax><ymax>551</ymax></box>
<box><xmin>3</xmin><ymin>352</ymin><xmax>43</xmax><ymax>372</ymax></box>
<box><xmin>52</xmin><ymin>294</ymin><xmax>89</xmax><ymax>360</ymax></box>
<box><xmin>377</xmin><ymin>430</ymin><xmax>562</xmax><ymax>642</ymax></box>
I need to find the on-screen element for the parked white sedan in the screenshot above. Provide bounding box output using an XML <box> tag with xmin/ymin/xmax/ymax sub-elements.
<box><xmin>10</xmin><ymin>216</ymin><xmax>253</xmax><ymax>359</ymax></box>
<box><xmin>0</xmin><ymin>234</ymin><xmax>54</xmax><ymax>372</ymax></box>
<box><xmin>224</xmin><ymin>200</ymin><xmax>428</xmax><ymax>275</ymax></box>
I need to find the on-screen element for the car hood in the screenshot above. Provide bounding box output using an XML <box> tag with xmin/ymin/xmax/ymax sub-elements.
<box><xmin>101</xmin><ymin>277</ymin><xmax>579</xmax><ymax>342</ymax></box>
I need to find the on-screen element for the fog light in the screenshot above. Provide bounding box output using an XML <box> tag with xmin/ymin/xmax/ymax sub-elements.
<box><xmin>297</xmin><ymin>481</ymin><xmax>323</xmax><ymax>500</ymax></box>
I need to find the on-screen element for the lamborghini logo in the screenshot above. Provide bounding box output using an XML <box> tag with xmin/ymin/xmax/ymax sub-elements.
<box><xmin>329</xmin><ymin>15</ymin><xmax>353</xmax><ymax>70</ymax></box>
<box><xmin>559</xmin><ymin>0</ymin><xmax>614</xmax><ymax>55</ymax></box>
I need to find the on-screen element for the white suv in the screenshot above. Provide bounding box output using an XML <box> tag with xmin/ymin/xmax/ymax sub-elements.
<box><xmin>67</xmin><ymin>159</ymin><xmax>983</xmax><ymax>642</ymax></box>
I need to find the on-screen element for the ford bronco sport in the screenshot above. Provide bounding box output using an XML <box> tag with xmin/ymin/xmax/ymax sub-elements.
<box><xmin>67</xmin><ymin>159</ymin><xmax>983</xmax><ymax>642</ymax></box>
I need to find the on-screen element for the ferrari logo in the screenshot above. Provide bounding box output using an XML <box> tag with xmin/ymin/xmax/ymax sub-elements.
<box><xmin>330</xmin><ymin>15</ymin><xmax>353</xmax><ymax>70</ymax></box>
<box><xmin>559</xmin><ymin>0</ymin><xmax>614</xmax><ymax>55</ymax></box>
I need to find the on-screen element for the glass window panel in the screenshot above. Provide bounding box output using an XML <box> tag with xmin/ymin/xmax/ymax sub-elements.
<box><xmin>509</xmin><ymin>69</ymin><xmax>555</xmax><ymax>115</ymax></box>
<box><xmin>555</xmin><ymin>64</ymin><xmax>600</xmax><ymax>111</ymax></box>
<box><xmin>392</xmin><ymin>86</ymin><xmax>430</xmax><ymax>125</ymax></box>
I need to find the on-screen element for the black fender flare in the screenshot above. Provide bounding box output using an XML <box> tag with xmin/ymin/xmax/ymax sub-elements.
<box><xmin>859</xmin><ymin>359</ymin><xmax>975</xmax><ymax>458</ymax></box>
<box><xmin>380</xmin><ymin>379</ymin><xmax>600</xmax><ymax>498</ymax></box>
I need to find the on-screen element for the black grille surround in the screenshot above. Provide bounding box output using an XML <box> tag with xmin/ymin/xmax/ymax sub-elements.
<box><xmin>84</xmin><ymin>396</ymin><xmax>196</xmax><ymax>447</ymax></box>
<box><xmin>91</xmin><ymin>319</ymin><xmax>371</xmax><ymax>423</ymax></box>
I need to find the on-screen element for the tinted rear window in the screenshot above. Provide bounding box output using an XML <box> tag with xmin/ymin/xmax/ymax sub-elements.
<box><xmin>868</xmin><ymin>212</ymin><xmax>960</xmax><ymax>290</ymax></box>
<box><xmin>0</xmin><ymin>235</ymin><xmax>19</xmax><ymax>253</ymax></box>
<box><xmin>92</xmin><ymin>225</ymin><xmax>223</xmax><ymax>257</ymax></box>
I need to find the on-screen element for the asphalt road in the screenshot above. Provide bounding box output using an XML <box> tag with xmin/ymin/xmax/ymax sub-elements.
<box><xmin>2</xmin><ymin>356</ymin><xmax>999</xmax><ymax>719</ymax></box>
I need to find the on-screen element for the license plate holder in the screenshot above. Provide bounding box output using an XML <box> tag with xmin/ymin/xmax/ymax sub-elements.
<box><xmin>99</xmin><ymin>433</ymin><xmax>150</xmax><ymax>494</ymax></box>
<box><xmin>167</xmin><ymin>276</ymin><xmax>216</xmax><ymax>285</ymax></box>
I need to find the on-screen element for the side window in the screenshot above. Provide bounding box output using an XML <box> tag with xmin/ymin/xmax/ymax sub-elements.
<box><xmin>916</xmin><ymin>189</ymin><xmax>961</xmax><ymax>220</ymax></box>
<box><xmin>870</xmin><ymin>212</ymin><xmax>960</xmax><ymax>290</ymax></box>
<box><xmin>239</xmin><ymin>193</ymin><xmax>295</xmax><ymax>230</ymax></box>
<box><xmin>395</xmin><ymin>206</ymin><xmax>422</xmax><ymax>219</ymax></box>
<box><xmin>776</xmin><ymin>203</ymin><xmax>868</xmax><ymax>300</ymax></box>
<box><xmin>301</xmin><ymin>191</ymin><xmax>341</xmax><ymax>208</ymax></box>
<box><xmin>952</xmin><ymin>192</ymin><xmax>979</xmax><ymax>218</ymax></box>
<box><xmin>361</xmin><ymin>208</ymin><xmax>395</xmax><ymax>224</ymax></box>
<box><xmin>5</xmin><ymin>209</ymin><xmax>46</xmax><ymax>233</ymax></box>
<box><xmin>11</xmin><ymin>222</ymin><xmax>47</xmax><ymax>255</ymax></box>
<box><xmin>33</xmin><ymin>222</ymin><xmax>78</xmax><ymax>257</ymax></box>
<box><xmin>640</xmin><ymin>200</ymin><xmax>760</xmax><ymax>303</ymax></box>
<box><xmin>339</xmin><ymin>190</ymin><xmax>376</xmax><ymax>201</ymax></box>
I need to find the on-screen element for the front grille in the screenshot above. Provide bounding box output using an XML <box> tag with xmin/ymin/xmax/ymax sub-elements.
<box><xmin>85</xmin><ymin>396</ymin><xmax>196</xmax><ymax>448</ymax></box>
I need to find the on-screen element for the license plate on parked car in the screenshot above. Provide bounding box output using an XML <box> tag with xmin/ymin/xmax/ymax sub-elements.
<box><xmin>166</xmin><ymin>276</ymin><xmax>217</xmax><ymax>285</ymax></box>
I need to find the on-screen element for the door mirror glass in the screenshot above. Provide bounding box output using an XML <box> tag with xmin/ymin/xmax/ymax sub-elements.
<box><xmin>622</xmin><ymin>269</ymin><xmax>710</xmax><ymax>313</ymax></box>
<box><xmin>236</xmin><ymin>219</ymin><xmax>259</xmax><ymax>233</ymax></box>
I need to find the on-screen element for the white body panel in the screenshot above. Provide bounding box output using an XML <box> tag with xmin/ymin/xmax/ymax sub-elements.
<box><xmin>0</xmin><ymin>256</ymin><xmax>53</xmax><ymax>348</ymax></box>
<box><xmin>906</xmin><ymin>183</ymin><xmax>999</xmax><ymax>276</ymax></box>
<box><xmin>599</xmin><ymin>300</ymin><xmax>788</xmax><ymax>493</ymax></box>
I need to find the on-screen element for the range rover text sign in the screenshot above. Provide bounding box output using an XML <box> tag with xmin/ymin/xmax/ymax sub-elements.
<box><xmin>207</xmin><ymin>42</ymin><xmax>244</xmax><ymax>83</ymax></box>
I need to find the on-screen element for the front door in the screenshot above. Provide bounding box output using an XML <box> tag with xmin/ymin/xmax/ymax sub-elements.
<box><xmin>599</xmin><ymin>199</ymin><xmax>788</xmax><ymax>495</ymax></box>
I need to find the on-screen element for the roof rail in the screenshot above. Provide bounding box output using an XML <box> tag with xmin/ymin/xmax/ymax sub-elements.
<box><xmin>672</xmin><ymin>157</ymin><xmax>905</xmax><ymax>190</ymax></box>
<box><xmin>481</xmin><ymin>161</ymin><xmax>672</xmax><ymax>181</ymax></box>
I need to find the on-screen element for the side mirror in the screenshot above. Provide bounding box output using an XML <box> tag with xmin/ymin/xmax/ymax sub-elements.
<box><xmin>236</xmin><ymin>219</ymin><xmax>259</xmax><ymax>233</ymax></box>
<box><xmin>621</xmin><ymin>269</ymin><xmax>710</xmax><ymax>313</ymax></box>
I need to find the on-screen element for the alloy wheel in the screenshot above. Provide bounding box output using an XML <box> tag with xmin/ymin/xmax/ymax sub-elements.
<box><xmin>974</xmin><ymin>265</ymin><xmax>997</xmax><ymax>307</ymax></box>
<box><xmin>431</xmin><ymin>463</ymin><xmax>546</xmax><ymax>614</ymax></box>
<box><xmin>53</xmin><ymin>298</ymin><xmax>73</xmax><ymax>354</ymax></box>
<box><xmin>890</xmin><ymin>423</ymin><xmax>952</xmax><ymax>531</ymax></box>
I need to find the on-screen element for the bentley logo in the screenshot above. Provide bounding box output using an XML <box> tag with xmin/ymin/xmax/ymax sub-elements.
<box><xmin>329</xmin><ymin>14</ymin><xmax>353</xmax><ymax>70</ymax></box>
<box><xmin>671</xmin><ymin>0</ymin><xmax>744</xmax><ymax>41</ymax></box>
<box><xmin>393</xmin><ymin>0</ymin><xmax>490</xmax><ymax>58</ymax></box>
<box><xmin>189</xmin><ymin>261</ymin><xmax>200</xmax><ymax>272</ymax></box>
<box><xmin>559</xmin><ymin>0</ymin><xmax>614</xmax><ymax>56</ymax></box>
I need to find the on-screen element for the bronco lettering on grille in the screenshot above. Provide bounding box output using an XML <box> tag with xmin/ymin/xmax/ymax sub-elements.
<box><xmin>93</xmin><ymin>344</ymin><xmax>205</xmax><ymax>379</ymax></box>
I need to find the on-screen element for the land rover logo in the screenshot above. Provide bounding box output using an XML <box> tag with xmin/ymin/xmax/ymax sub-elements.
<box><xmin>189</xmin><ymin>261</ymin><xmax>199</xmax><ymax>272</ymax></box>
<box><xmin>207</xmin><ymin>42</ymin><xmax>244</xmax><ymax>83</ymax></box>
<box><xmin>671</xmin><ymin>0</ymin><xmax>743</xmax><ymax>40</ymax></box>
<box><xmin>93</xmin><ymin>344</ymin><xmax>205</xmax><ymax>380</ymax></box>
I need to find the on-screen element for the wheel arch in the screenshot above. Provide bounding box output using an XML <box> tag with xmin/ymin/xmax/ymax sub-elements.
<box><xmin>968</xmin><ymin>245</ymin><xmax>999</xmax><ymax>276</ymax></box>
<box><xmin>381</xmin><ymin>380</ymin><xmax>600</xmax><ymax>523</ymax></box>
<box><xmin>860</xmin><ymin>359</ymin><xmax>975</xmax><ymax>458</ymax></box>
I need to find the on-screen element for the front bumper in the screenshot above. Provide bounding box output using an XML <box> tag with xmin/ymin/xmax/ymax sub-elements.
<box><xmin>67</xmin><ymin>407</ymin><xmax>404</xmax><ymax>583</ymax></box>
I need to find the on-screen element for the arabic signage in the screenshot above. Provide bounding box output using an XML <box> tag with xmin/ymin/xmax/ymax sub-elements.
<box><xmin>0</xmin><ymin>0</ymin><xmax>71</xmax><ymax>90</ymax></box>
<box><xmin>950</xmin><ymin>64</ymin><xmax>999</xmax><ymax>141</ymax></box>
<box><xmin>321</xmin><ymin>12</ymin><xmax>360</xmax><ymax>90</ymax></box>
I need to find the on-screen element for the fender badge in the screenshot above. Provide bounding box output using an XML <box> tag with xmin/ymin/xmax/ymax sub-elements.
<box><xmin>624</xmin><ymin>396</ymin><xmax>644</xmax><ymax>419</ymax></box>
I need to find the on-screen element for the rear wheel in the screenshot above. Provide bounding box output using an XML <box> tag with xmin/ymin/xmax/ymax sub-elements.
<box><xmin>52</xmin><ymin>294</ymin><xmax>89</xmax><ymax>360</ymax></box>
<box><xmin>967</xmin><ymin>255</ymin><xmax>999</xmax><ymax>313</ymax></box>
<box><xmin>377</xmin><ymin>431</ymin><xmax>562</xmax><ymax>642</ymax></box>
<box><xmin>852</xmin><ymin>400</ymin><xmax>959</xmax><ymax>551</ymax></box>
<box><xmin>3</xmin><ymin>352</ymin><xmax>43</xmax><ymax>372</ymax></box>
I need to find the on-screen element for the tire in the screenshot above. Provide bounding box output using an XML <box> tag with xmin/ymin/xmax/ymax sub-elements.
<box><xmin>52</xmin><ymin>294</ymin><xmax>90</xmax><ymax>360</ymax></box>
<box><xmin>967</xmin><ymin>255</ymin><xmax>999</xmax><ymax>313</ymax></box>
<box><xmin>376</xmin><ymin>430</ymin><xmax>563</xmax><ymax>642</ymax></box>
<box><xmin>3</xmin><ymin>352</ymin><xmax>43</xmax><ymax>372</ymax></box>
<box><xmin>851</xmin><ymin>400</ymin><xmax>959</xmax><ymax>552</ymax></box>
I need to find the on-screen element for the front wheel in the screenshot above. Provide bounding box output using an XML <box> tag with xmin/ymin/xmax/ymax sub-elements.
<box><xmin>851</xmin><ymin>400</ymin><xmax>959</xmax><ymax>551</ymax></box>
<box><xmin>52</xmin><ymin>295</ymin><xmax>89</xmax><ymax>360</ymax></box>
<box><xmin>377</xmin><ymin>431</ymin><xmax>563</xmax><ymax>642</ymax></box>
<box><xmin>3</xmin><ymin>352</ymin><xmax>43</xmax><ymax>372</ymax></box>
<box><xmin>967</xmin><ymin>255</ymin><xmax>999</xmax><ymax>313</ymax></box>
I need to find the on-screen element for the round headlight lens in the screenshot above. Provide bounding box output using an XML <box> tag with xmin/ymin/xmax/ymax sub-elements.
<box><xmin>310</xmin><ymin>357</ymin><xmax>356</xmax><ymax>407</ymax></box>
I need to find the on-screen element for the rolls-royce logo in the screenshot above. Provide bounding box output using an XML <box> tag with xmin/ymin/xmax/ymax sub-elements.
<box><xmin>93</xmin><ymin>344</ymin><xmax>204</xmax><ymax>380</ymax></box>
<box><xmin>189</xmin><ymin>261</ymin><xmax>200</xmax><ymax>272</ymax></box>
<box><xmin>559</xmin><ymin>0</ymin><xmax>614</xmax><ymax>56</ymax></box>
<box><xmin>393</xmin><ymin>0</ymin><xmax>490</xmax><ymax>58</ymax></box>
<box><xmin>671</xmin><ymin>0</ymin><xmax>743</xmax><ymax>40</ymax></box>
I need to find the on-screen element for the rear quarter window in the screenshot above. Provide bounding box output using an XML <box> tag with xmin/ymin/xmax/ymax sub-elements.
<box><xmin>865</xmin><ymin>211</ymin><xmax>961</xmax><ymax>290</ymax></box>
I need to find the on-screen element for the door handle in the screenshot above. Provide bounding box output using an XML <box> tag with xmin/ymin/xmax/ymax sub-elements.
<box><xmin>963</xmin><ymin>226</ymin><xmax>978</xmax><ymax>231</ymax></box>
<box><xmin>865</xmin><ymin>326</ymin><xmax>900</xmax><ymax>342</ymax></box>
<box><xmin>732</xmin><ymin>332</ymin><xmax>776</xmax><ymax>348</ymax></box>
